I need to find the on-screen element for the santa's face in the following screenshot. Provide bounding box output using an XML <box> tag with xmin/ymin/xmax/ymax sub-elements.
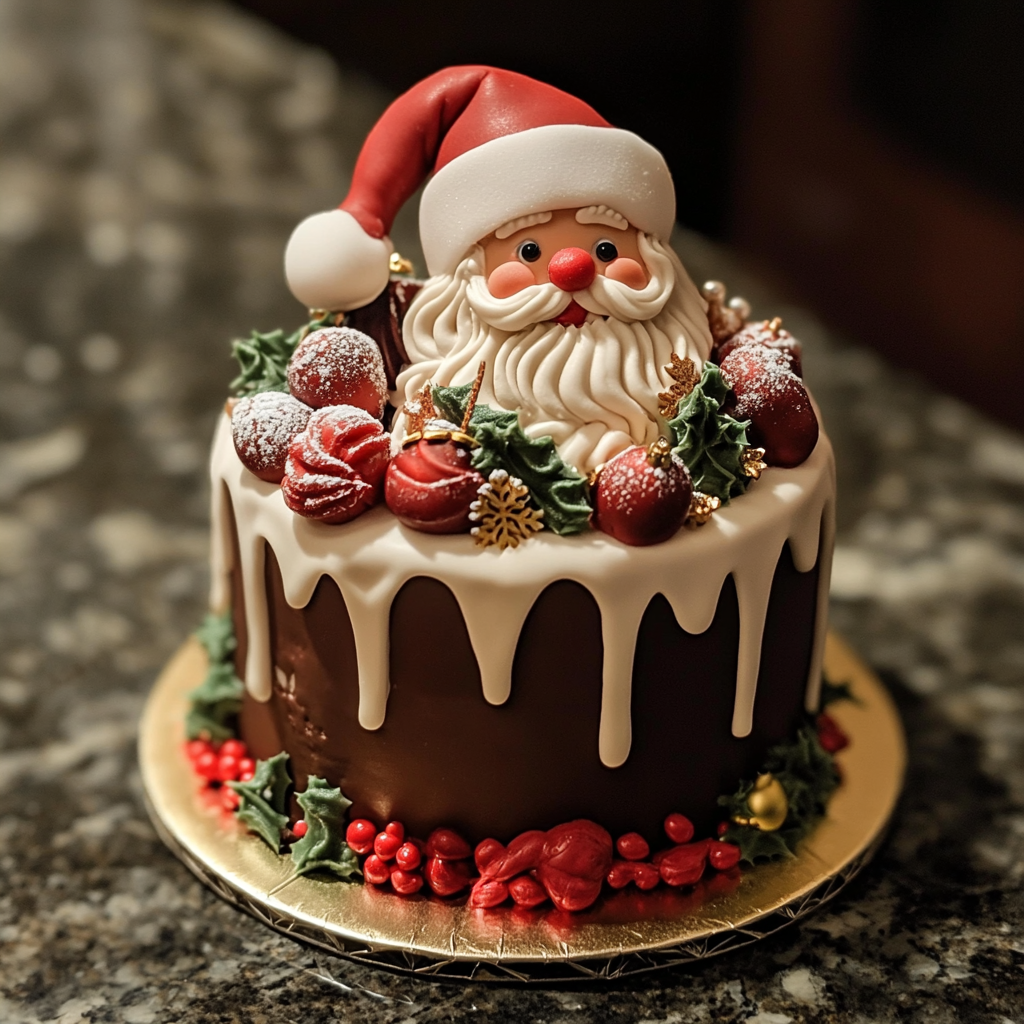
<box><xmin>482</xmin><ymin>208</ymin><xmax>649</xmax><ymax>315</ymax></box>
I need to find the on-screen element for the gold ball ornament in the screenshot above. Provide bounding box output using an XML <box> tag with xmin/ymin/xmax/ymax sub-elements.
<box><xmin>734</xmin><ymin>773</ymin><xmax>789</xmax><ymax>832</ymax></box>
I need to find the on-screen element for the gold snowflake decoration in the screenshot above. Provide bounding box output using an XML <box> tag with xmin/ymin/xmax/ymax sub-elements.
<box><xmin>657</xmin><ymin>354</ymin><xmax>701</xmax><ymax>418</ymax></box>
<box><xmin>741</xmin><ymin>446</ymin><xmax>768</xmax><ymax>479</ymax></box>
<box><xmin>687</xmin><ymin>491</ymin><xmax>721</xmax><ymax>527</ymax></box>
<box><xmin>470</xmin><ymin>470</ymin><xmax>544</xmax><ymax>550</ymax></box>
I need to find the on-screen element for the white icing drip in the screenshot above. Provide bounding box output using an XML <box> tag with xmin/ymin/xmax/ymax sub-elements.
<box><xmin>210</xmin><ymin>414</ymin><xmax>836</xmax><ymax>766</ymax></box>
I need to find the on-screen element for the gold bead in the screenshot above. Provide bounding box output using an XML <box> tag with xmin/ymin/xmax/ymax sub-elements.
<box><xmin>734</xmin><ymin>773</ymin><xmax>789</xmax><ymax>832</ymax></box>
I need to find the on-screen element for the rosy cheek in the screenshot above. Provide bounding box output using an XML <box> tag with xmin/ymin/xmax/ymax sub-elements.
<box><xmin>487</xmin><ymin>261</ymin><xmax>535</xmax><ymax>297</ymax></box>
<box><xmin>604</xmin><ymin>257</ymin><xmax>648</xmax><ymax>289</ymax></box>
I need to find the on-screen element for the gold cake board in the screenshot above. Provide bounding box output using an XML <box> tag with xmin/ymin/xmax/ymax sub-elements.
<box><xmin>139</xmin><ymin>633</ymin><xmax>905</xmax><ymax>982</ymax></box>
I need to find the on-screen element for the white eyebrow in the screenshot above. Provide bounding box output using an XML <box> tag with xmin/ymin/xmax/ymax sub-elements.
<box><xmin>576</xmin><ymin>205</ymin><xmax>628</xmax><ymax>230</ymax></box>
<box><xmin>494</xmin><ymin>211</ymin><xmax>554</xmax><ymax>239</ymax></box>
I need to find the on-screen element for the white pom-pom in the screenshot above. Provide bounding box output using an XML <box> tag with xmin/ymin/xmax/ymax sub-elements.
<box><xmin>284</xmin><ymin>209</ymin><xmax>391</xmax><ymax>312</ymax></box>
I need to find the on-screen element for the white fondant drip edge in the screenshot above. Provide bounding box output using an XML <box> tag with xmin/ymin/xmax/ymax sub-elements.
<box><xmin>209</xmin><ymin>413</ymin><xmax>836</xmax><ymax>768</ymax></box>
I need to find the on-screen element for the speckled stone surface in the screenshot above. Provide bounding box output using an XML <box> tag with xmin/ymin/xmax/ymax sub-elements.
<box><xmin>1</xmin><ymin>1</ymin><xmax>1022</xmax><ymax>1021</ymax></box>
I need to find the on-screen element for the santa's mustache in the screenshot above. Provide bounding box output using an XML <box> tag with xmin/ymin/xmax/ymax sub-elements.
<box><xmin>464</xmin><ymin>234</ymin><xmax>677</xmax><ymax>334</ymax></box>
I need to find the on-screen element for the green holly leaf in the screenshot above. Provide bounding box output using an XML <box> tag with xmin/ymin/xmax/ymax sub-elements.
<box><xmin>290</xmin><ymin>776</ymin><xmax>361</xmax><ymax>880</ymax></box>
<box><xmin>194</xmin><ymin>611</ymin><xmax>236</xmax><ymax>663</ymax></box>
<box><xmin>229</xmin><ymin>312</ymin><xmax>335</xmax><ymax>396</ymax></box>
<box><xmin>229</xmin><ymin>752</ymin><xmax>292</xmax><ymax>851</ymax></box>
<box><xmin>432</xmin><ymin>384</ymin><xmax>593</xmax><ymax>535</ymax></box>
<box><xmin>716</xmin><ymin>723</ymin><xmax>840</xmax><ymax>864</ymax></box>
<box><xmin>185</xmin><ymin>661</ymin><xmax>244</xmax><ymax>741</ymax></box>
<box><xmin>667</xmin><ymin>363</ymin><xmax>751</xmax><ymax>502</ymax></box>
<box><xmin>820</xmin><ymin>675</ymin><xmax>859</xmax><ymax>709</ymax></box>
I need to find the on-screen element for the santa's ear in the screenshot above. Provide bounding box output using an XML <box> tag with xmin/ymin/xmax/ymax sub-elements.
<box><xmin>284</xmin><ymin>209</ymin><xmax>392</xmax><ymax>312</ymax></box>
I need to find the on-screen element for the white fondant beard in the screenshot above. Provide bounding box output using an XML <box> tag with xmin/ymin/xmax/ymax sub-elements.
<box><xmin>396</xmin><ymin>235</ymin><xmax>713</xmax><ymax>472</ymax></box>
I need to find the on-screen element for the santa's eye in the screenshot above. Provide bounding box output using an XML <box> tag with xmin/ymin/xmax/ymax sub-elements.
<box><xmin>594</xmin><ymin>240</ymin><xmax>618</xmax><ymax>263</ymax></box>
<box><xmin>517</xmin><ymin>240</ymin><xmax>541</xmax><ymax>263</ymax></box>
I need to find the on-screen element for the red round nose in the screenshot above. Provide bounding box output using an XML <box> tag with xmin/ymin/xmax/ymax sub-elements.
<box><xmin>547</xmin><ymin>247</ymin><xmax>596</xmax><ymax>292</ymax></box>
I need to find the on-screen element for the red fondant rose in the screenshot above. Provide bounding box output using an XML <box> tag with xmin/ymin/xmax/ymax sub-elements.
<box><xmin>282</xmin><ymin>405</ymin><xmax>390</xmax><ymax>524</ymax></box>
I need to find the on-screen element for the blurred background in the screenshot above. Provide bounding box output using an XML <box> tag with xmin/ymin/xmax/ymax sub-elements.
<box><xmin>234</xmin><ymin>0</ymin><xmax>1024</xmax><ymax>429</ymax></box>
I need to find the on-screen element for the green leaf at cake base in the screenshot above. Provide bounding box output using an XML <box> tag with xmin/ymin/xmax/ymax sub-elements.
<box><xmin>667</xmin><ymin>363</ymin><xmax>751</xmax><ymax>502</ymax></box>
<box><xmin>229</xmin><ymin>752</ymin><xmax>292</xmax><ymax>851</ymax></box>
<box><xmin>194</xmin><ymin>611</ymin><xmax>237</xmax><ymax>664</ymax></box>
<box><xmin>432</xmin><ymin>383</ymin><xmax>592</xmax><ymax>535</ymax></box>
<box><xmin>229</xmin><ymin>312</ymin><xmax>335</xmax><ymax>396</ymax></box>
<box><xmin>290</xmin><ymin>776</ymin><xmax>361</xmax><ymax>880</ymax></box>
<box><xmin>185</xmin><ymin>660</ymin><xmax>244</xmax><ymax>741</ymax></box>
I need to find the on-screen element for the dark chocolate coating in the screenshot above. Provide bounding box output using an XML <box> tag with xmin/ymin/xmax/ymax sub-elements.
<box><xmin>231</xmin><ymin>489</ymin><xmax>823</xmax><ymax>845</ymax></box>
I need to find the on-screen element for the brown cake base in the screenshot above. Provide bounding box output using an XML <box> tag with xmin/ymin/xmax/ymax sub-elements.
<box><xmin>232</xmin><ymin>501</ymin><xmax>823</xmax><ymax>844</ymax></box>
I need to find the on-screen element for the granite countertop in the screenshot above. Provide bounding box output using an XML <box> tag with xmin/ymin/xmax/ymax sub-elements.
<box><xmin>1</xmin><ymin>1</ymin><xmax>1022</xmax><ymax>1021</ymax></box>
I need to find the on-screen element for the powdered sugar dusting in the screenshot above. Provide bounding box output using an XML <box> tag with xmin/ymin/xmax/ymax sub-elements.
<box><xmin>287</xmin><ymin>327</ymin><xmax>388</xmax><ymax>416</ymax></box>
<box><xmin>231</xmin><ymin>391</ymin><xmax>312</xmax><ymax>481</ymax></box>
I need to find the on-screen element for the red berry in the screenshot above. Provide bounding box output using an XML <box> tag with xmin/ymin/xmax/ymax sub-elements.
<box><xmin>615</xmin><ymin>832</ymin><xmax>650</xmax><ymax>861</ymax></box>
<box><xmin>664</xmin><ymin>813</ymin><xmax>695</xmax><ymax>845</ymax></box>
<box><xmin>374</xmin><ymin>831</ymin><xmax>402</xmax><ymax>861</ymax></box>
<box><xmin>194</xmin><ymin>750</ymin><xmax>219</xmax><ymax>781</ymax></box>
<box><xmin>292</xmin><ymin>820</ymin><xmax>309</xmax><ymax>839</ymax></box>
<box><xmin>385</xmin><ymin>439</ymin><xmax>486</xmax><ymax>534</ymax></box>
<box><xmin>362</xmin><ymin>854</ymin><xmax>391</xmax><ymax>886</ymax></box>
<box><xmin>282</xmin><ymin>406</ymin><xmax>391</xmax><ymax>524</ymax></box>
<box><xmin>534</xmin><ymin>821</ymin><xmax>613</xmax><ymax>913</ymax></box>
<box><xmin>231</xmin><ymin>392</ymin><xmax>313</xmax><ymax>483</ymax></box>
<box><xmin>508</xmin><ymin>875</ymin><xmax>548</xmax><ymax>908</ymax></box>
<box><xmin>658</xmin><ymin>840</ymin><xmax>710</xmax><ymax>887</ymax></box>
<box><xmin>474</xmin><ymin>838</ymin><xmax>505</xmax><ymax>873</ymax></box>
<box><xmin>717</xmin><ymin>821</ymin><xmax>730</xmax><ymax>837</ymax></box>
<box><xmin>287</xmin><ymin>327</ymin><xmax>388</xmax><ymax>418</ymax></box>
<box><xmin>480</xmin><ymin>830</ymin><xmax>545</xmax><ymax>881</ymax></box>
<box><xmin>425</xmin><ymin>828</ymin><xmax>472</xmax><ymax>861</ymax></box>
<box><xmin>606</xmin><ymin>860</ymin><xmax>636</xmax><ymax>890</ymax></box>
<box><xmin>390</xmin><ymin>869</ymin><xmax>424</xmax><ymax>896</ymax></box>
<box><xmin>817</xmin><ymin>712</ymin><xmax>850</xmax><ymax>753</ymax></box>
<box><xmin>220</xmin><ymin>786</ymin><xmax>239</xmax><ymax>811</ymax></box>
<box><xmin>468</xmin><ymin>878</ymin><xmax>509</xmax><ymax>908</ymax></box>
<box><xmin>383</xmin><ymin>821</ymin><xmax>405</xmax><ymax>841</ymax></box>
<box><xmin>186</xmin><ymin>739</ymin><xmax>211</xmax><ymax>762</ymax></box>
<box><xmin>220</xmin><ymin>738</ymin><xmax>247</xmax><ymax>759</ymax></box>
<box><xmin>237</xmin><ymin>757</ymin><xmax>255</xmax><ymax>777</ymax></box>
<box><xmin>216</xmin><ymin>754</ymin><xmax>240</xmax><ymax>783</ymax></box>
<box><xmin>395</xmin><ymin>842</ymin><xmax>421</xmax><ymax>871</ymax></box>
<box><xmin>424</xmin><ymin>856</ymin><xmax>473</xmax><ymax>897</ymax></box>
<box><xmin>633</xmin><ymin>862</ymin><xmax>661</xmax><ymax>891</ymax></box>
<box><xmin>720</xmin><ymin>346</ymin><xmax>819</xmax><ymax>468</ymax></box>
<box><xmin>345</xmin><ymin>819</ymin><xmax>377</xmax><ymax>855</ymax></box>
<box><xmin>594</xmin><ymin>441</ymin><xmax>692</xmax><ymax>546</ymax></box>
<box><xmin>708</xmin><ymin>841</ymin><xmax>741</xmax><ymax>871</ymax></box>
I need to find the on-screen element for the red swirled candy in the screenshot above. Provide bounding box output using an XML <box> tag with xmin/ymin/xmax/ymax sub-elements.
<box><xmin>282</xmin><ymin>405</ymin><xmax>390</xmax><ymax>524</ymax></box>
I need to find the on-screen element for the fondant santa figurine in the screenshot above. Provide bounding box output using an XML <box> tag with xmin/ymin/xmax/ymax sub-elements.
<box><xmin>283</xmin><ymin>65</ymin><xmax>713</xmax><ymax>475</ymax></box>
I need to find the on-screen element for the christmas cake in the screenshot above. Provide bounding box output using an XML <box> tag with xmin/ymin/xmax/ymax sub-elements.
<box><xmin>191</xmin><ymin>67</ymin><xmax>843</xmax><ymax>911</ymax></box>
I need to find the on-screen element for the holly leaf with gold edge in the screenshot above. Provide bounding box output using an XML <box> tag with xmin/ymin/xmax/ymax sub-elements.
<box><xmin>717</xmin><ymin>723</ymin><xmax>840</xmax><ymax>863</ymax></box>
<box><xmin>229</xmin><ymin>752</ymin><xmax>292</xmax><ymax>851</ymax></box>
<box><xmin>667</xmin><ymin>363</ymin><xmax>751</xmax><ymax>502</ymax></box>
<box><xmin>290</xmin><ymin>776</ymin><xmax>361</xmax><ymax>880</ymax></box>
<box><xmin>229</xmin><ymin>312</ymin><xmax>335</xmax><ymax>396</ymax></box>
<box><xmin>194</xmin><ymin>611</ymin><xmax>236</xmax><ymax>664</ymax></box>
<box><xmin>433</xmin><ymin>384</ymin><xmax>592</xmax><ymax>535</ymax></box>
<box><xmin>185</xmin><ymin>661</ymin><xmax>244</xmax><ymax>741</ymax></box>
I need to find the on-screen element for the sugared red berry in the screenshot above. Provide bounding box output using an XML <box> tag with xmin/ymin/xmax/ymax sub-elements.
<box><xmin>594</xmin><ymin>440</ymin><xmax>693</xmax><ymax>546</ymax></box>
<box><xmin>508</xmin><ymin>875</ymin><xmax>548</xmax><ymax>908</ymax></box>
<box><xmin>390</xmin><ymin>869</ymin><xmax>424</xmax><ymax>896</ymax></box>
<box><xmin>708</xmin><ymin>840</ymin><xmax>741</xmax><ymax>871</ymax></box>
<box><xmin>374</xmin><ymin>830</ymin><xmax>402</xmax><ymax>861</ymax></box>
<box><xmin>282</xmin><ymin>406</ymin><xmax>391</xmax><ymax>524</ymax></box>
<box><xmin>345</xmin><ymin>819</ymin><xmax>377</xmax><ymax>855</ymax></box>
<box><xmin>231</xmin><ymin>391</ymin><xmax>313</xmax><ymax>483</ymax></box>
<box><xmin>395</xmin><ymin>842</ymin><xmax>421</xmax><ymax>871</ymax></box>
<box><xmin>425</xmin><ymin>827</ymin><xmax>471</xmax><ymax>861</ymax></box>
<box><xmin>292</xmin><ymin>820</ymin><xmax>309</xmax><ymax>839</ymax></box>
<box><xmin>615</xmin><ymin>832</ymin><xmax>650</xmax><ymax>861</ymax></box>
<box><xmin>664</xmin><ymin>813</ymin><xmax>695</xmax><ymax>845</ymax></box>
<box><xmin>287</xmin><ymin>327</ymin><xmax>388</xmax><ymax>418</ymax></box>
<box><xmin>362</xmin><ymin>854</ymin><xmax>391</xmax><ymax>885</ymax></box>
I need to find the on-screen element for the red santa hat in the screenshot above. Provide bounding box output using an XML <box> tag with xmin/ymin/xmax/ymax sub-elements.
<box><xmin>285</xmin><ymin>66</ymin><xmax>676</xmax><ymax>311</ymax></box>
